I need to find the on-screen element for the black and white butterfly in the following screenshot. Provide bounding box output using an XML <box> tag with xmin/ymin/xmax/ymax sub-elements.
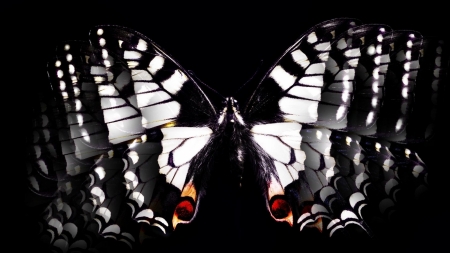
<box><xmin>23</xmin><ymin>14</ymin><xmax>448</xmax><ymax>253</ymax></box>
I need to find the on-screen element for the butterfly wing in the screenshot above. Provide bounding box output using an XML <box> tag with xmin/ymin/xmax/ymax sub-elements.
<box><xmin>26</xmin><ymin>41</ymin><xmax>133</xmax><ymax>251</ymax></box>
<box><xmin>242</xmin><ymin>17</ymin><xmax>447</xmax><ymax>239</ymax></box>
<box><xmin>244</xmin><ymin>18</ymin><xmax>361</xmax><ymax>124</ymax></box>
<box><xmin>26</xmin><ymin>25</ymin><xmax>222</xmax><ymax>251</ymax></box>
<box><xmin>241</xmin><ymin>18</ymin><xmax>362</xmax><ymax>228</ymax></box>
<box><xmin>24</xmin><ymin>19</ymin><xmax>448</xmax><ymax>252</ymax></box>
<box><xmin>89</xmin><ymin>24</ymin><xmax>226</xmax><ymax>234</ymax></box>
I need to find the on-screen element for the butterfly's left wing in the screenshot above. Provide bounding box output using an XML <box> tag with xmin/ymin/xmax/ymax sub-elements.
<box><xmin>88</xmin><ymin>25</ymin><xmax>222</xmax><ymax>235</ymax></box>
<box><xmin>26</xmin><ymin>25</ymin><xmax>222</xmax><ymax>252</ymax></box>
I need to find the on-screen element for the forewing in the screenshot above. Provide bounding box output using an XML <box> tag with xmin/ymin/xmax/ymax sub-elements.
<box><xmin>89</xmin><ymin>25</ymin><xmax>217</xmax><ymax>229</ymax></box>
<box><xmin>89</xmin><ymin>25</ymin><xmax>216</xmax><ymax>130</ymax></box>
<box><xmin>317</xmin><ymin>24</ymin><xmax>389</xmax><ymax>130</ymax></box>
<box><xmin>243</xmin><ymin>18</ymin><xmax>361</xmax><ymax>125</ymax></box>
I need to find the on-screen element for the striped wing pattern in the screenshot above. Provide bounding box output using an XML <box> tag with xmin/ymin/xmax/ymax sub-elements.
<box><xmin>243</xmin><ymin>18</ymin><xmax>446</xmax><ymax>237</ymax></box>
<box><xmin>26</xmin><ymin>25</ymin><xmax>216</xmax><ymax>251</ymax></box>
<box><xmin>24</xmin><ymin>18</ymin><xmax>447</xmax><ymax>252</ymax></box>
<box><xmin>89</xmin><ymin>26</ymin><xmax>218</xmax><ymax>229</ymax></box>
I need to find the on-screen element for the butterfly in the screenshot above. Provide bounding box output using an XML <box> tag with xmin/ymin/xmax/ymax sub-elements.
<box><xmin>23</xmin><ymin>16</ymin><xmax>448</xmax><ymax>253</ymax></box>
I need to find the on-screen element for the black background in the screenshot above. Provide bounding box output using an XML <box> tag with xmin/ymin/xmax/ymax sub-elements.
<box><xmin>7</xmin><ymin>1</ymin><xmax>449</xmax><ymax>252</ymax></box>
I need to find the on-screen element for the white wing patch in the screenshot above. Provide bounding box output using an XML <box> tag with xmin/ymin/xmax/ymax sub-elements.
<box><xmin>291</xmin><ymin>49</ymin><xmax>309</xmax><ymax>68</ymax></box>
<box><xmin>94</xmin><ymin>28</ymin><xmax>197</xmax><ymax>131</ymax></box>
<box><xmin>148</xmin><ymin>55</ymin><xmax>164</xmax><ymax>75</ymax></box>
<box><xmin>161</xmin><ymin>70</ymin><xmax>188</xmax><ymax>95</ymax></box>
<box><xmin>251</xmin><ymin>122</ymin><xmax>305</xmax><ymax>188</ymax></box>
<box><xmin>130</xmin><ymin>67</ymin><xmax>184</xmax><ymax>129</ymax></box>
<box><xmin>158</xmin><ymin>127</ymin><xmax>213</xmax><ymax>190</ymax></box>
<box><xmin>288</xmin><ymin>86</ymin><xmax>321</xmax><ymax>100</ymax></box>
<box><xmin>268</xmin><ymin>28</ymin><xmax>332</xmax><ymax>125</ymax></box>
<box><xmin>269</xmin><ymin>65</ymin><xmax>297</xmax><ymax>90</ymax></box>
<box><xmin>279</xmin><ymin>97</ymin><xmax>319</xmax><ymax>123</ymax></box>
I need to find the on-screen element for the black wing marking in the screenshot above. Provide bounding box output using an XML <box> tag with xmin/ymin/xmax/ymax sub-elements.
<box><xmin>403</xmin><ymin>38</ymin><xmax>448</xmax><ymax>143</ymax></box>
<box><xmin>26</xmin><ymin>41</ymin><xmax>139</xmax><ymax>251</ymax></box>
<box><xmin>89</xmin><ymin>26</ymin><xmax>222</xmax><ymax>231</ymax></box>
<box><xmin>318</xmin><ymin>24</ymin><xmax>387</xmax><ymax>130</ymax></box>
<box><xmin>244</xmin><ymin>18</ymin><xmax>361</xmax><ymax>124</ymax></box>
<box><xmin>241</xmin><ymin>18</ymin><xmax>364</xmax><ymax>227</ymax></box>
<box><xmin>376</xmin><ymin>30</ymin><xmax>423</xmax><ymax>140</ymax></box>
<box><xmin>89</xmin><ymin>25</ymin><xmax>216</xmax><ymax>129</ymax></box>
<box><xmin>241</xmin><ymin>17</ymin><xmax>448</xmax><ymax>238</ymax></box>
<box><xmin>26</xmin><ymin>90</ymin><xmax>64</xmax><ymax>199</ymax></box>
<box><xmin>24</xmin><ymin>18</ymin><xmax>448</xmax><ymax>252</ymax></box>
<box><xmin>345</xmin><ymin>24</ymin><xmax>394</xmax><ymax>135</ymax></box>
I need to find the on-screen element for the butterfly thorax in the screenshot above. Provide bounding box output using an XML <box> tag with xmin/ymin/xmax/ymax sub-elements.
<box><xmin>213</xmin><ymin>97</ymin><xmax>247</xmax><ymax>182</ymax></box>
<box><xmin>218</xmin><ymin>97</ymin><xmax>246</xmax><ymax>127</ymax></box>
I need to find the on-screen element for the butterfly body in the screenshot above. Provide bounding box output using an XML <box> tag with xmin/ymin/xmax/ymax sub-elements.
<box><xmin>167</xmin><ymin>94</ymin><xmax>300</xmax><ymax>229</ymax></box>
<box><xmin>24</xmin><ymin>18</ymin><xmax>447</xmax><ymax>252</ymax></box>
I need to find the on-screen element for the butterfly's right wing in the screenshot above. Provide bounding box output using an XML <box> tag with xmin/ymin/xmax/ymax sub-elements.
<box><xmin>242</xmin><ymin>17</ymin><xmax>447</xmax><ymax>240</ymax></box>
<box><xmin>241</xmin><ymin>18</ymin><xmax>368</xmax><ymax>230</ymax></box>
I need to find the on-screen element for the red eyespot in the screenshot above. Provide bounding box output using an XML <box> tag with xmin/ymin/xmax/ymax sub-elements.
<box><xmin>270</xmin><ymin>198</ymin><xmax>291</xmax><ymax>219</ymax></box>
<box><xmin>174</xmin><ymin>199</ymin><xmax>195</xmax><ymax>221</ymax></box>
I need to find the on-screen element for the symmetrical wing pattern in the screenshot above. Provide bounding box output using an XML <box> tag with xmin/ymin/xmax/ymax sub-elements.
<box><xmin>24</xmin><ymin>18</ymin><xmax>447</xmax><ymax>252</ymax></box>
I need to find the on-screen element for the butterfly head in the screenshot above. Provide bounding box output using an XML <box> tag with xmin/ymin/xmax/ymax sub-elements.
<box><xmin>218</xmin><ymin>97</ymin><xmax>245</xmax><ymax>126</ymax></box>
